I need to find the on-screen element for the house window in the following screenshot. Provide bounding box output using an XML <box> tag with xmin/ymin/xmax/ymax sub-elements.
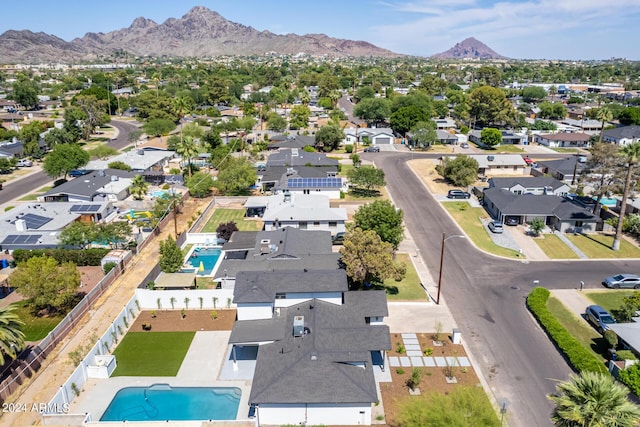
<box><xmin>299</xmin><ymin>221</ymin><xmax>308</xmax><ymax>229</ymax></box>
<box><xmin>329</xmin><ymin>221</ymin><xmax>337</xmax><ymax>228</ymax></box>
<box><xmin>303</xmin><ymin>189</ymin><xmax>310</xmax><ymax>194</ymax></box>
<box><xmin>575</xmin><ymin>221</ymin><xmax>584</xmax><ymax>227</ymax></box>
<box><xmin>314</xmin><ymin>221</ymin><xmax>320</xmax><ymax>226</ymax></box>
<box><xmin>275</xmin><ymin>293</ymin><xmax>286</xmax><ymax>299</ymax></box>
<box><xmin>513</xmin><ymin>166</ymin><xmax>518</xmax><ymax>171</ymax></box>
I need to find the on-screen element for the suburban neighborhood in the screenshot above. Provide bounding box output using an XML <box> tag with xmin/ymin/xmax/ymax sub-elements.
<box><xmin>0</xmin><ymin>4</ymin><xmax>640</xmax><ymax>427</ymax></box>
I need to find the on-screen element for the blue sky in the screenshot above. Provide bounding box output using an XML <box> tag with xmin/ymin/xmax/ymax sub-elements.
<box><xmin>1</xmin><ymin>0</ymin><xmax>639</xmax><ymax>60</ymax></box>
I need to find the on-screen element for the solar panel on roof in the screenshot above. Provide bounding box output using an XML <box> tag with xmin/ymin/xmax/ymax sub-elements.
<box><xmin>287</xmin><ymin>178</ymin><xmax>342</xmax><ymax>188</ymax></box>
<box><xmin>20</xmin><ymin>213</ymin><xmax>52</xmax><ymax>230</ymax></box>
<box><xmin>1</xmin><ymin>234</ymin><xmax>42</xmax><ymax>245</ymax></box>
<box><xmin>70</xmin><ymin>204</ymin><xmax>101</xmax><ymax>213</ymax></box>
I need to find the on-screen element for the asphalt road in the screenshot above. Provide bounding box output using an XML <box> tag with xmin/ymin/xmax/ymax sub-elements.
<box><xmin>371</xmin><ymin>151</ymin><xmax>640</xmax><ymax>427</ymax></box>
<box><xmin>0</xmin><ymin>120</ymin><xmax>139</xmax><ymax>206</ymax></box>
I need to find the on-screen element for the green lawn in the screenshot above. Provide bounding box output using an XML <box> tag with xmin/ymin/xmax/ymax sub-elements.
<box><xmin>533</xmin><ymin>234</ymin><xmax>579</xmax><ymax>259</ymax></box>
<box><xmin>442</xmin><ymin>202</ymin><xmax>521</xmax><ymax>258</ymax></box>
<box><xmin>565</xmin><ymin>233</ymin><xmax>640</xmax><ymax>258</ymax></box>
<box><xmin>201</xmin><ymin>208</ymin><xmax>262</xmax><ymax>233</ymax></box>
<box><xmin>584</xmin><ymin>290</ymin><xmax>637</xmax><ymax>314</ymax></box>
<box><xmin>382</xmin><ymin>253</ymin><xmax>426</xmax><ymax>301</ymax></box>
<box><xmin>13</xmin><ymin>300</ymin><xmax>64</xmax><ymax>342</ymax></box>
<box><xmin>485</xmin><ymin>145</ymin><xmax>524</xmax><ymax>153</ymax></box>
<box><xmin>18</xmin><ymin>186</ymin><xmax>53</xmax><ymax>202</ymax></box>
<box><xmin>111</xmin><ymin>332</ymin><xmax>195</xmax><ymax>376</ymax></box>
<box><xmin>551</xmin><ymin>147</ymin><xmax>579</xmax><ymax>153</ymax></box>
<box><xmin>547</xmin><ymin>296</ymin><xmax>606</xmax><ymax>361</ymax></box>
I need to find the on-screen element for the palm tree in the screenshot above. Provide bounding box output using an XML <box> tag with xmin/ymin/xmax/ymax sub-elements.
<box><xmin>129</xmin><ymin>174</ymin><xmax>149</xmax><ymax>201</ymax></box>
<box><xmin>596</xmin><ymin>106</ymin><xmax>613</xmax><ymax>143</ymax></box>
<box><xmin>613</xmin><ymin>142</ymin><xmax>640</xmax><ymax>250</ymax></box>
<box><xmin>151</xmin><ymin>72</ymin><xmax>161</xmax><ymax>97</ymax></box>
<box><xmin>0</xmin><ymin>304</ymin><xmax>25</xmax><ymax>365</ymax></box>
<box><xmin>548</xmin><ymin>371</ymin><xmax>640</xmax><ymax>427</ymax></box>
<box><xmin>176</xmin><ymin>136</ymin><xmax>199</xmax><ymax>178</ymax></box>
<box><xmin>172</xmin><ymin>96</ymin><xmax>191</xmax><ymax>143</ymax></box>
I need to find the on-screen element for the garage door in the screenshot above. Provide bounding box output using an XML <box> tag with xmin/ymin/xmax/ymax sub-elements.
<box><xmin>375</xmin><ymin>137</ymin><xmax>391</xmax><ymax>144</ymax></box>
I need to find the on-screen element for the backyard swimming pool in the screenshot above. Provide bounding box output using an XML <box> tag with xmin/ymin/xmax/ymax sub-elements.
<box><xmin>187</xmin><ymin>247</ymin><xmax>222</xmax><ymax>276</ymax></box>
<box><xmin>100</xmin><ymin>385</ymin><xmax>241</xmax><ymax>421</ymax></box>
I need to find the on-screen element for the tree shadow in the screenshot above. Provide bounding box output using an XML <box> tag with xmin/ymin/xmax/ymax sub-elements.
<box><xmin>349</xmin><ymin>188</ymin><xmax>381</xmax><ymax>198</ymax></box>
<box><xmin>590</xmin><ymin>336</ymin><xmax>612</xmax><ymax>359</ymax></box>
<box><xmin>576</xmin><ymin>233</ymin><xmax>612</xmax><ymax>250</ymax></box>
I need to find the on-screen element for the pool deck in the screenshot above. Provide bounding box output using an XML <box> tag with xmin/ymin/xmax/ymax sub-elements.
<box><xmin>71</xmin><ymin>331</ymin><xmax>253</xmax><ymax>422</ymax></box>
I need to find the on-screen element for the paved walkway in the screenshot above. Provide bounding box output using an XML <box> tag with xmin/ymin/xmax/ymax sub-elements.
<box><xmin>509</xmin><ymin>226</ymin><xmax>549</xmax><ymax>261</ymax></box>
<box><xmin>555</xmin><ymin>232</ymin><xmax>589</xmax><ymax>259</ymax></box>
<box><xmin>388</xmin><ymin>333</ymin><xmax>471</xmax><ymax>369</ymax></box>
<box><xmin>551</xmin><ymin>289</ymin><xmax>593</xmax><ymax>320</ymax></box>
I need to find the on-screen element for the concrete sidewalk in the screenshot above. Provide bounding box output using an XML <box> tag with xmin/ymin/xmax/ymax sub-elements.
<box><xmin>551</xmin><ymin>289</ymin><xmax>592</xmax><ymax>320</ymax></box>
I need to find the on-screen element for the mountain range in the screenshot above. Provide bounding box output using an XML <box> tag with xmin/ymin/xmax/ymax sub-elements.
<box><xmin>0</xmin><ymin>6</ymin><xmax>505</xmax><ymax>63</ymax></box>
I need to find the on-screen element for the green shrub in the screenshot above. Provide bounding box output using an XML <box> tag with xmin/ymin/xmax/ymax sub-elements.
<box><xmin>526</xmin><ymin>287</ymin><xmax>607</xmax><ymax>374</ymax></box>
<box><xmin>617</xmin><ymin>350</ymin><xmax>637</xmax><ymax>361</ymax></box>
<box><xmin>345</xmin><ymin>144</ymin><xmax>353</xmax><ymax>153</ymax></box>
<box><xmin>396</xmin><ymin>368</ymin><xmax>405</xmax><ymax>374</ymax></box>
<box><xmin>103</xmin><ymin>262</ymin><xmax>117</xmax><ymax>274</ymax></box>
<box><xmin>396</xmin><ymin>342</ymin><xmax>406</xmax><ymax>354</ymax></box>
<box><xmin>13</xmin><ymin>248</ymin><xmax>110</xmax><ymax>266</ymax></box>
<box><xmin>619</xmin><ymin>363</ymin><xmax>640</xmax><ymax>395</ymax></box>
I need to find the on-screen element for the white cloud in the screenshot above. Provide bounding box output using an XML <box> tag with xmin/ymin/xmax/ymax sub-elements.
<box><xmin>369</xmin><ymin>0</ymin><xmax>640</xmax><ymax>58</ymax></box>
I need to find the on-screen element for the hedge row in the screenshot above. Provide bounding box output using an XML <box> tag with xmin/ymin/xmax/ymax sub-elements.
<box><xmin>526</xmin><ymin>287</ymin><xmax>607</xmax><ymax>374</ymax></box>
<box><xmin>13</xmin><ymin>248</ymin><xmax>111</xmax><ymax>266</ymax></box>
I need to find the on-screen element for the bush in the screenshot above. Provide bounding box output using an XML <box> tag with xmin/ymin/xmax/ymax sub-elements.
<box><xmin>619</xmin><ymin>363</ymin><xmax>640</xmax><ymax>395</ymax></box>
<box><xmin>396</xmin><ymin>368</ymin><xmax>405</xmax><ymax>374</ymax></box>
<box><xmin>13</xmin><ymin>248</ymin><xmax>110</xmax><ymax>266</ymax></box>
<box><xmin>526</xmin><ymin>287</ymin><xmax>607</xmax><ymax>373</ymax></box>
<box><xmin>617</xmin><ymin>350</ymin><xmax>637</xmax><ymax>361</ymax></box>
<box><xmin>103</xmin><ymin>261</ymin><xmax>117</xmax><ymax>274</ymax></box>
<box><xmin>345</xmin><ymin>144</ymin><xmax>353</xmax><ymax>153</ymax></box>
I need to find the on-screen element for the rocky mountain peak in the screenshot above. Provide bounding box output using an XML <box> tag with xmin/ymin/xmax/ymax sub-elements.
<box><xmin>431</xmin><ymin>37</ymin><xmax>506</xmax><ymax>60</ymax></box>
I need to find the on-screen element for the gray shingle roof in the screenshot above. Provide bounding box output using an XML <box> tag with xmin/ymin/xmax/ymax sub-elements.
<box><xmin>538</xmin><ymin>157</ymin><xmax>585</xmax><ymax>175</ymax></box>
<box><xmin>489</xmin><ymin>176</ymin><xmax>567</xmax><ymax>191</ymax></box>
<box><xmin>42</xmin><ymin>169</ymin><xmax>137</xmax><ymax>198</ymax></box>
<box><xmin>234</xmin><ymin>269</ymin><xmax>348</xmax><ymax>303</ymax></box>
<box><xmin>267</xmin><ymin>149</ymin><xmax>339</xmax><ymax>167</ymax></box>
<box><xmin>268</xmin><ymin>135</ymin><xmax>316</xmax><ymax>149</ymax></box>
<box><xmin>343</xmin><ymin>290</ymin><xmax>389</xmax><ymax>317</ymax></box>
<box><xmin>229</xmin><ymin>317</ymin><xmax>287</xmax><ymax>343</ymax></box>
<box><xmin>259</xmin><ymin>165</ymin><xmax>337</xmax><ymax>184</ymax></box>
<box><xmin>484</xmin><ymin>188</ymin><xmax>596</xmax><ymax>220</ymax></box>
<box><xmin>247</xmin><ymin>297</ymin><xmax>390</xmax><ymax>405</ymax></box>
<box><xmin>603</xmin><ymin>125</ymin><xmax>640</xmax><ymax>140</ymax></box>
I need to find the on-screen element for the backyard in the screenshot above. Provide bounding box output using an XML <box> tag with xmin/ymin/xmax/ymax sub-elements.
<box><xmin>201</xmin><ymin>208</ymin><xmax>262</xmax><ymax>233</ymax></box>
<box><xmin>13</xmin><ymin>300</ymin><xmax>64</xmax><ymax>342</ymax></box>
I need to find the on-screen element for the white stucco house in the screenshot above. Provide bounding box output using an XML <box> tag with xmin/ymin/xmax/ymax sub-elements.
<box><xmin>344</xmin><ymin>127</ymin><xmax>395</xmax><ymax>145</ymax></box>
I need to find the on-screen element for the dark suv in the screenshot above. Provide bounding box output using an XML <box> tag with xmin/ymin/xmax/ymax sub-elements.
<box><xmin>447</xmin><ymin>190</ymin><xmax>471</xmax><ymax>199</ymax></box>
<box><xmin>364</xmin><ymin>146</ymin><xmax>380</xmax><ymax>152</ymax></box>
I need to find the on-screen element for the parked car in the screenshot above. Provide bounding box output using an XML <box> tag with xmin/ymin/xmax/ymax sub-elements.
<box><xmin>447</xmin><ymin>190</ymin><xmax>471</xmax><ymax>199</ymax></box>
<box><xmin>460</xmin><ymin>142</ymin><xmax>469</xmax><ymax>149</ymax></box>
<box><xmin>603</xmin><ymin>273</ymin><xmax>640</xmax><ymax>289</ymax></box>
<box><xmin>69</xmin><ymin>169</ymin><xmax>90</xmax><ymax>177</ymax></box>
<box><xmin>504</xmin><ymin>216</ymin><xmax>519</xmax><ymax>226</ymax></box>
<box><xmin>585</xmin><ymin>305</ymin><xmax>616</xmax><ymax>333</ymax></box>
<box><xmin>364</xmin><ymin>146</ymin><xmax>380</xmax><ymax>152</ymax></box>
<box><xmin>332</xmin><ymin>232</ymin><xmax>345</xmax><ymax>245</ymax></box>
<box><xmin>488</xmin><ymin>221</ymin><xmax>503</xmax><ymax>233</ymax></box>
<box><xmin>16</xmin><ymin>159</ymin><xmax>33</xmax><ymax>167</ymax></box>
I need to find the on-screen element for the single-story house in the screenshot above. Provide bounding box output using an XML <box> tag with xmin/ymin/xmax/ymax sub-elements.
<box><xmin>38</xmin><ymin>169</ymin><xmax>137</xmax><ymax>203</ymax></box>
<box><xmin>85</xmin><ymin>149</ymin><xmax>175</xmax><ymax>173</ymax></box>
<box><xmin>257</xmin><ymin>165</ymin><xmax>337</xmax><ymax>193</ymax></box>
<box><xmin>245</xmin><ymin>192</ymin><xmax>347</xmax><ymax>234</ymax></box>
<box><xmin>266</xmin><ymin>148</ymin><xmax>339</xmax><ymax>168</ymax></box>
<box><xmin>228</xmin><ymin>267</ymin><xmax>390</xmax><ymax>425</ymax></box>
<box><xmin>536</xmin><ymin>157</ymin><xmax>586</xmax><ymax>184</ymax></box>
<box><xmin>560</xmin><ymin>118</ymin><xmax>602</xmax><ymax>135</ymax></box>
<box><xmin>432</xmin><ymin>118</ymin><xmax>456</xmax><ymax>129</ymax></box>
<box><xmin>267</xmin><ymin>135</ymin><xmax>316</xmax><ymax>150</ymax></box>
<box><xmin>535</xmin><ymin>132</ymin><xmax>591</xmax><ymax>148</ymax></box>
<box><xmin>0</xmin><ymin>201</ymin><xmax>116</xmax><ymax>250</ymax></box>
<box><xmin>344</xmin><ymin>128</ymin><xmax>395</xmax><ymax>145</ymax></box>
<box><xmin>442</xmin><ymin>154</ymin><xmax>530</xmax><ymax>177</ymax></box>
<box><xmin>602</xmin><ymin>126</ymin><xmax>640</xmax><ymax>146</ymax></box>
<box><xmin>435</xmin><ymin>130</ymin><xmax>458</xmax><ymax>145</ymax></box>
<box><xmin>213</xmin><ymin>227</ymin><xmax>340</xmax><ymax>288</ymax></box>
<box><xmin>488</xmin><ymin>177</ymin><xmax>570</xmax><ymax>196</ymax></box>
<box><xmin>483</xmin><ymin>188</ymin><xmax>597</xmax><ymax>233</ymax></box>
<box><xmin>468</xmin><ymin>130</ymin><xmax>527</xmax><ymax>146</ymax></box>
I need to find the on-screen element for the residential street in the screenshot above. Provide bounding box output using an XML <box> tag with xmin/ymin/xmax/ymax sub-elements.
<box><xmin>371</xmin><ymin>151</ymin><xmax>640</xmax><ymax>427</ymax></box>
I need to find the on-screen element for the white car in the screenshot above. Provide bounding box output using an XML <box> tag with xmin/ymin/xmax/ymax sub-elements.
<box><xmin>16</xmin><ymin>159</ymin><xmax>33</xmax><ymax>167</ymax></box>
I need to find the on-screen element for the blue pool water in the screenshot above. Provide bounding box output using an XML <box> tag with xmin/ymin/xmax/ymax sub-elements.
<box><xmin>100</xmin><ymin>385</ymin><xmax>241</xmax><ymax>421</ymax></box>
<box><xmin>188</xmin><ymin>247</ymin><xmax>221</xmax><ymax>275</ymax></box>
<box><xmin>596</xmin><ymin>197</ymin><xmax>618</xmax><ymax>207</ymax></box>
<box><xmin>150</xmin><ymin>190</ymin><xmax>170</xmax><ymax>198</ymax></box>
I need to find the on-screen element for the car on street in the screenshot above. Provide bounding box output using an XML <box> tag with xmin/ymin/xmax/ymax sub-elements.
<box><xmin>585</xmin><ymin>305</ymin><xmax>616</xmax><ymax>333</ymax></box>
<box><xmin>603</xmin><ymin>273</ymin><xmax>640</xmax><ymax>289</ymax></box>
<box><xmin>488</xmin><ymin>221</ymin><xmax>503</xmax><ymax>233</ymax></box>
<box><xmin>16</xmin><ymin>159</ymin><xmax>33</xmax><ymax>167</ymax></box>
<box><xmin>447</xmin><ymin>190</ymin><xmax>471</xmax><ymax>199</ymax></box>
<box><xmin>364</xmin><ymin>146</ymin><xmax>380</xmax><ymax>152</ymax></box>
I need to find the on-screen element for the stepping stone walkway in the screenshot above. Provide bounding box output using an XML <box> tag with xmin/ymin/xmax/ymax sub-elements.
<box><xmin>388</xmin><ymin>333</ymin><xmax>471</xmax><ymax>369</ymax></box>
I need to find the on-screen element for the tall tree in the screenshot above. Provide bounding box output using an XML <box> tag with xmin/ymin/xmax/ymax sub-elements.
<box><xmin>339</xmin><ymin>228</ymin><xmax>406</xmax><ymax>287</ymax></box>
<box><xmin>289</xmin><ymin>105</ymin><xmax>310</xmax><ymax>129</ymax></box>
<box><xmin>481</xmin><ymin>128</ymin><xmax>502</xmax><ymax>147</ymax></box>
<box><xmin>390</xmin><ymin>105</ymin><xmax>430</xmax><ymax>136</ymax></box>
<box><xmin>548</xmin><ymin>371</ymin><xmax>640</xmax><ymax>427</ymax></box>
<box><xmin>596</xmin><ymin>107</ymin><xmax>613</xmax><ymax>143</ymax></box>
<box><xmin>186</xmin><ymin>171</ymin><xmax>215</xmax><ymax>198</ymax></box>
<box><xmin>43</xmin><ymin>143</ymin><xmax>90</xmax><ymax>179</ymax></box>
<box><xmin>436</xmin><ymin>155</ymin><xmax>479</xmax><ymax>187</ymax></box>
<box><xmin>468</xmin><ymin>86</ymin><xmax>516</xmax><ymax>128</ymax></box>
<box><xmin>159</xmin><ymin>236</ymin><xmax>184</xmax><ymax>273</ymax></box>
<box><xmin>347</xmin><ymin>166</ymin><xmax>386</xmax><ymax>194</ymax></box>
<box><xmin>0</xmin><ymin>305</ymin><xmax>25</xmax><ymax>366</ymax></box>
<box><xmin>581</xmin><ymin>143</ymin><xmax>621</xmax><ymax>214</ymax></box>
<box><xmin>613</xmin><ymin>142</ymin><xmax>640</xmax><ymax>250</ymax></box>
<box><xmin>74</xmin><ymin>95</ymin><xmax>108</xmax><ymax>141</ymax></box>
<box><xmin>172</xmin><ymin>95</ymin><xmax>192</xmax><ymax>143</ymax></box>
<box><xmin>410</xmin><ymin>120</ymin><xmax>437</xmax><ymax>149</ymax></box>
<box><xmin>314</xmin><ymin>125</ymin><xmax>344</xmax><ymax>152</ymax></box>
<box><xmin>353</xmin><ymin>200</ymin><xmax>404</xmax><ymax>249</ymax></box>
<box><xmin>176</xmin><ymin>135</ymin><xmax>199</xmax><ymax>178</ymax></box>
<box><xmin>9</xmin><ymin>256</ymin><xmax>80</xmax><ymax>315</ymax></box>
<box><xmin>12</xmin><ymin>79</ymin><xmax>39</xmax><ymax>109</ymax></box>
<box><xmin>213</xmin><ymin>157</ymin><xmax>257</xmax><ymax>195</ymax></box>
<box><xmin>353</xmin><ymin>98</ymin><xmax>391</xmax><ymax>127</ymax></box>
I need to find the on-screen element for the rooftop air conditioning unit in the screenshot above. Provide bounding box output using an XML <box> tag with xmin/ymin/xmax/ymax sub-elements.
<box><xmin>487</xmin><ymin>155</ymin><xmax>495</xmax><ymax>161</ymax></box>
<box><xmin>293</xmin><ymin>316</ymin><xmax>305</xmax><ymax>337</ymax></box>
